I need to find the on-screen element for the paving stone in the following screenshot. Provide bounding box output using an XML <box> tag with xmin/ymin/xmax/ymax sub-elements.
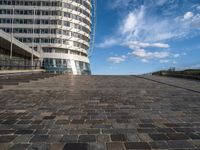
<box><xmin>138</xmin><ymin>123</ymin><xmax>155</xmax><ymax>128</ymax></box>
<box><xmin>50</xmin><ymin>143</ymin><xmax>64</xmax><ymax>150</ymax></box>
<box><xmin>78</xmin><ymin>135</ymin><xmax>96</xmax><ymax>142</ymax></box>
<box><xmin>167</xmin><ymin>140</ymin><xmax>194</xmax><ymax>149</ymax></box>
<box><xmin>55</xmin><ymin>120</ymin><xmax>70</xmax><ymax>124</ymax></box>
<box><xmin>9</xmin><ymin>144</ymin><xmax>30</xmax><ymax>150</ymax></box>
<box><xmin>126</xmin><ymin>134</ymin><xmax>140</xmax><ymax>142</ymax></box>
<box><xmin>15</xmin><ymin>129</ymin><xmax>34</xmax><ymax>134</ymax></box>
<box><xmin>71</xmin><ymin>119</ymin><xmax>85</xmax><ymax>124</ymax></box>
<box><xmin>29</xmin><ymin>143</ymin><xmax>50</xmax><ymax>150</ymax></box>
<box><xmin>97</xmin><ymin>134</ymin><xmax>110</xmax><ymax>143</ymax></box>
<box><xmin>149</xmin><ymin>134</ymin><xmax>169</xmax><ymax>141</ymax></box>
<box><xmin>0</xmin><ymin>135</ymin><xmax>16</xmax><ymax>143</ymax></box>
<box><xmin>167</xmin><ymin>133</ymin><xmax>189</xmax><ymax>140</ymax></box>
<box><xmin>0</xmin><ymin>143</ymin><xmax>12</xmax><ymax>150</ymax></box>
<box><xmin>149</xmin><ymin>141</ymin><xmax>169</xmax><ymax>149</ymax></box>
<box><xmin>138</xmin><ymin>133</ymin><xmax>153</xmax><ymax>142</ymax></box>
<box><xmin>190</xmin><ymin>140</ymin><xmax>200</xmax><ymax>148</ymax></box>
<box><xmin>0</xmin><ymin>130</ymin><xmax>15</xmax><ymax>134</ymax></box>
<box><xmin>34</xmin><ymin>129</ymin><xmax>49</xmax><ymax>135</ymax></box>
<box><xmin>188</xmin><ymin>133</ymin><xmax>200</xmax><ymax>139</ymax></box>
<box><xmin>110</xmin><ymin>134</ymin><xmax>126</xmax><ymax>141</ymax></box>
<box><xmin>43</xmin><ymin>116</ymin><xmax>56</xmax><ymax>120</ymax></box>
<box><xmin>2</xmin><ymin>120</ymin><xmax>17</xmax><ymax>124</ymax></box>
<box><xmin>156</xmin><ymin>128</ymin><xmax>175</xmax><ymax>133</ymax></box>
<box><xmin>124</xmin><ymin>142</ymin><xmax>151</xmax><ymax>149</ymax></box>
<box><xmin>32</xmin><ymin>120</ymin><xmax>42</xmax><ymax>124</ymax></box>
<box><xmin>47</xmin><ymin>135</ymin><xmax>63</xmax><ymax>143</ymax></box>
<box><xmin>89</xmin><ymin>143</ymin><xmax>106</xmax><ymax>150</ymax></box>
<box><xmin>13</xmin><ymin>135</ymin><xmax>33</xmax><ymax>143</ymax></box>
<box><xmin>30</xmin><ymin>135</ymin><xmax>49</xmax><ymax>142</ymax></box>
<box><xmin>61</xmin><ymin>135</ymin><xmax>78</xmax><ymax>143</ymax></box>
<box><xmin>174</xmin><ymin>127</ymin><xmax>195</xmax><ymax>133</ymax></box>
<box><xmin>106</xmin><ymin>142</ymin><xmax>125</xmax><ymax>150</ymax></box>
<box><xmin>0</xmin><ymin>75</ymin><xmax>200</xmax><ymax>149</ymax></box>
<box><xmin>164</xmin><ymin>123</ymin><xmax>180</xmax><ymax>127</ymax></box>
<box><xmin>63</xmin><ymin>143</ymin><xmax>88</xmax><ymax>150</ymax></box>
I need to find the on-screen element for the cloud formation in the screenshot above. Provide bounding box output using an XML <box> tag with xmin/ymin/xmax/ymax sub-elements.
<box><xmin>132</xmin><ymin>49</ymin><xmax>170</xmax><ymax>60</ymax></box>
<box><xmin>99</xmin><ymin>1</ymin><xmax>200</xmax><ymax>64</ymax></box>
<box><xmin>108</xmin><ymin>55</ymin><xmax>126</xmax><ymax>64</ymax></box>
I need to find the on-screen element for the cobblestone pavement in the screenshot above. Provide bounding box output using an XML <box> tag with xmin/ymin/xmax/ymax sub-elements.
<box><xmin>0</xmin><ymin>75</ymin><xmax>200</xmax><ymax>150</ymax></box>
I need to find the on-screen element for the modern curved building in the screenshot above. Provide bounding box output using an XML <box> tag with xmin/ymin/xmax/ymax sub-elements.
<box><xmin>0</xmin><ymin>0</ymin><xmax>94</xmax><ymax>74</ymax></box>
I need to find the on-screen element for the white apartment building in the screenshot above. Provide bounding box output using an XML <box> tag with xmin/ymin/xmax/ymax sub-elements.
<box><xmin>0</xmin><ymin>0</ymin><xmax>93</xmax><ymax>74</ymax></box>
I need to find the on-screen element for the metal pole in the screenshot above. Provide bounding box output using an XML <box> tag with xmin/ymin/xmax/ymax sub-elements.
<box><xmin>31</xmin><ymin>7</ymin><xmax>36</xmax><ymax>70</ymax></box>
<box><xmin>10</xmin><ymin>7</ymin><xmax>15</xmax><ymax>59</ymax></box>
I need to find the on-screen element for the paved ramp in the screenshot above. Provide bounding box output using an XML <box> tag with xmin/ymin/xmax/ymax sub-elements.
<box><xmin>0</xmin><ymin>75</ymin><xmax>200</xmax><ymax>150</ymax></box>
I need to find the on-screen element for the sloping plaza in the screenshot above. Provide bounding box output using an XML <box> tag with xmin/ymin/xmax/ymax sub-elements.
<box><xmin>0</xmin><ymin>75</ymin><xmax>200</xmax><ymax>150</ymax></box>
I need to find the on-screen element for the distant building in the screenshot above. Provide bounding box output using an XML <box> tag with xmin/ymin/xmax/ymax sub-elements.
<box><xmin>0</xmin><ymin>0</ymin><xmax>93</xmax><ymax>74</ymax></box>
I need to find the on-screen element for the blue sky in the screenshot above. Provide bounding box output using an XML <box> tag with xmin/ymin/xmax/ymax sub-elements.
<box><xmin>90</xmin><ymin>0</ymin><xmax>200</xmax><ymax>75</ymax></box>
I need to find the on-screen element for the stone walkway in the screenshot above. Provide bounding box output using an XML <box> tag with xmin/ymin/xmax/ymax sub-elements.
<box><xmin>0</xmin><ymin>75</ymin><xmax>200</xmax><ymax>150</ymax></box>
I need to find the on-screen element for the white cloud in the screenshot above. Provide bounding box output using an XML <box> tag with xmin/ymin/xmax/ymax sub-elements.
<box><xmin>99</xmin><ymin>3</ymin><xmax>197</xmax><ymax>64</ymax></box>
<box><xmin>109</xmin><ymin>0</ymin><xmax>131</xmax><ymax>9</ymax></box>
<box><xmin>173</xmin><ymin>54</ymin><xmax>180</xmax><ymax>58</ymax></box>
<box><xmin>182</xmin><ymin>52</ymin><xmax>187</xmax><ymax>56</ymax></box>
<box><xmin>132</xmin><ymin>49</ymin><xmax>170</xmax><ymax>60</ymax></box>
<box><xmin>108</xmin><ymin>55</ymin><xmax>126</xmax><ymax>64</ymax></box>
<box><xmin>120</xmin><ymin>6</ymin><xmax>145</xmax><ymax>35</ymax></box>
<box><xmin>160</xmin><ymin>59</ymin><xmax>170</xmax><ymax>63</ymax></box>
<box><xmin>141</xmin><ymin>59</ymin><xmax>149</xmax><ymax>63</ymax></box>
<box><xmin>96</xmin><ymin>38</ymin><xmax>119</xmax><ymax>48</ymax></box>
<box><xmin>156</xmin><ymin>0</ymin><xmax>168</xmax><ymax>6</ymax></box>
<box><xmin>126</xmin><ymin>41</ymin><xmax>170</xmax><ymax>49</ymax></box>
<box><xmin>184</xmin><ymin>12</ymin><xmax>194</xmax><ymax>20</ymax></box>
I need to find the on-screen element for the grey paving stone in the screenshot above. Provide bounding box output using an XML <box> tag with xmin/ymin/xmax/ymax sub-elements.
<box><xmin>149</xmin><ymin>141</ymin><xmax>169</xmax><ymax>149</ymax></box>
<box><xmin>149</xmin><ymin>134</ymin><xmax>169</xmax><ymax>141</ymax></box>
<box><xmin>167</xmin><ymin>140</ymin><xmax>195</xmax><ymax>149</ymax></box>
<box><xmin>0</xmin><ymin>75</ymin><xmax>200</xmax><ymax>149</ymax></box>
<box><xmin>97</xmin><ymin>134</ymin><xmax>110</xmax><ymax>143</ymax></box>
<box><xmin>126</xmin><ymin>134</ymin><xmax>141</xmax><ymax>142</ymax></box>
<box><xmin>188</xmin><ymin>133</ymin><xmax>200</xmax><ymax>139</ymax></box>
<box><xmin>124</xmin><ymin>142</ymin><xmax>151</xmax><ymax>149</ymax></box>
<box><xmin>9</xmin><ymin>144</ymin><xmax>30</xmax><ymax>150</ymax></box>
<box><xmin>61</xmin><ymin>135</ymin><xmax>78</xmax><ymax>143</ymax></box>
<box><xmin>29</xmin><ymin>143</ymin><xmax>50</xmax><ymax>150</ymax></box>
<box><xmin>30</xmin><ymin>135</ymin><xmax>49</xmax><ymax>142</ymax></box>
<box><xmin>15</xmin><ymin>129</ymin><xmax>34</xmax><ymax>134</ymax></box>
<box><xmin>89</xmin><ymin>143</ymin><xmax>106</xmax><ymax>150</ymax></box>
<box><xmin>167</xmin><ymin>133</ymin><xmax>189</xmax><ymax>140</ymax></box>
<box><xmin>63</xmin><ymin>143</ymin><xmax>88</xmax><ymax>150</ymax></box>
<box><xmin>13</xmin><ymin>135</ymin><xmax>33</xmax><ymax>143</ymax></box>
<box><xmin>78</xmin><ymin>135</ymin><xmax>96</xmax><ymax>142</ymax></box>
<box><xmin>190</xmin><ymin>140</ymin><xmax>200</xmax><ymax>148</ymax></box>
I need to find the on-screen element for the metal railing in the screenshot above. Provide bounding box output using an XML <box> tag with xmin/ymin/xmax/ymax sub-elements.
<box><xmin>0</xmin><ymin>59</ymin><xmax>41</xmax><ymax>70</ymax></box>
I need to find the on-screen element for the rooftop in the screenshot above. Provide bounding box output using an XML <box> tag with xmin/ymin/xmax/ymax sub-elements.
<box><xmin>0</xmin><ymin>74</ymin><xmax>200</xmax><ymax>150</ymax></box>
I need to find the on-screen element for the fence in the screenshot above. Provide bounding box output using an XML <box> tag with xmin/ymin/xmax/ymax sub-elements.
<box><xmin>0</xmin><ymin>59</ymin><xmax>41</xmax><ymax>70</ymax></box>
